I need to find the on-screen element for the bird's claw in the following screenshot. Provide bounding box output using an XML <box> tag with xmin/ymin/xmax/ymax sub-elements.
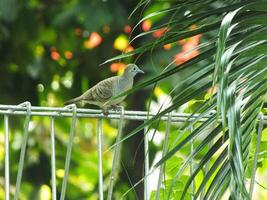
<box><xmin>102</xmin><ymin>110</ymin><xmax>109</xmax><ymax>116</ymax></box>
<box><xmin>102</xmin><ymin>105</ymin><xmax>121</xmax><ymax>116</ymax></box>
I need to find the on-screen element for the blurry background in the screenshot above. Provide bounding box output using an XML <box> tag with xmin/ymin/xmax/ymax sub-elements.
<box><xmin>0</xmin><ymin>0</ymin><xmax>183</xmax><ymax>199</ymax></box>
<box><xmin>1</xmin><ymin>0</ymin><xmax>267</xmax><ymax>200</ymax></box>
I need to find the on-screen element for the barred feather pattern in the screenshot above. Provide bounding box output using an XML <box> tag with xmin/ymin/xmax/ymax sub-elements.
<box><xmin>64</xmin><ymin>63</ymin><xmax>142</xmax><ymax>108</ymax></box>
<box><xmin>83</xmin><ymin>77</ymin><xmax>115</xmax><ymax>103</ymax></box>
<box><xmin>65</xmin><ymin>76</ymin><xmax>133</xmax><ymax>108</ymax></box>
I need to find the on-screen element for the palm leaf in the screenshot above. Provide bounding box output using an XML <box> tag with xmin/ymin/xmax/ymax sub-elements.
<box><xmin>105</xmin><ymin>1</ymin><xmax>267</xmax><ymax>199</ymax></box>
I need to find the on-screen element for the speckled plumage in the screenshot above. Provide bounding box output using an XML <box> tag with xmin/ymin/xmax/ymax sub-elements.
<box><xmin>64</xmin><ymin>64</ymin><xmax>144</xmax><ymax>108</ymax></box>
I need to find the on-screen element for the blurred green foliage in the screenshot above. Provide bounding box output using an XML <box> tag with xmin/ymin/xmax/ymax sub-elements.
<box><xmin>0</xmin><ymin>0</ymin><xmax>194</xmax><ymax>199</ymax></box>
<box><xmin>0</xmin><ymin>0</ymin><xmax>147</xmax><ymax>199</ymax></box>
<box><xmin>1</xmin><ymin>0</ymin><xmax>266</xmax><ymax>199</ymax></box>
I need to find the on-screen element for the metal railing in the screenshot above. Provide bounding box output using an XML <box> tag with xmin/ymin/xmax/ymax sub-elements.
<box><xmin>0</xmin><ymin>102</ymin><xmax>266</xmax><ymax>200</ymax></box>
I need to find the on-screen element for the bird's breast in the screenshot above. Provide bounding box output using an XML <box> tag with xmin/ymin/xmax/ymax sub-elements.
<box><xmin>115</xmin><ymin>77</ymin><xmax>133</xmax><ymax>95</ymax></box>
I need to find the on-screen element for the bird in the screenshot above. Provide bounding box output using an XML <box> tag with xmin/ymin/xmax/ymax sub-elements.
<box><xmin>64</xmin><ymin>64</ymin><xmax>144</xmax><ymax>113</ymax></box>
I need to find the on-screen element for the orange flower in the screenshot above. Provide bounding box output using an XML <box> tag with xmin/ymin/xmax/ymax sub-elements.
<box><xmin>183</xmin><ymin>50</ymin><xmax>199</xmax><ymax>60</ymax></box>
<box><xmin>174</xmin><ymin>30</ymin><xmax>202</xmax><ymax>65</ymax></box>
<box><xmin>125</xmin><ymin>45</ymin><xmax>134</xmax><ymax>53</ymax></box>
<box><xmin>152</xmin><ymin>27</ymin><xmax>168</xmax><ymax>38</ymax></box>
<box><xmin>189</xmin><ymin>34</ymin><xmax>202</xmax><ymax>46</ymax></box>
<box><xmin>50</xmin><ymin>48</ymin><xmax>60</xmax><ymax>61</ymax></box>
<box><xmin>174</xmin><ymin>53</ymin><xmax>186</xmax><ymax>65</ymax></box>
<box><xmin>84</xmin><ymin>32</ymin><xmax>103</xmax><ymax>49</ymax></box>
<box><xmin>163</xmin><ymin>44</ymin><xmax>171</xmax><ymax>50</ymax></box>
<box><xmin>141</xmin><ymin>20</ymin><xmax>152</xmax><ymax>32</ymax></box>
<box><xmin>124</xmin><ymin>25</ymin><xmax>132</xmax><ymax>34</ymax></box>
<box><xmin>110</xmin><ymin>62</ymin><xmax>126</xmax><ymax>73</ymax></box>
<box><xmin>182</xmin><ymin>42</ymin><xmax>195</xmax><ymax>52</ymax></box>
<box><xmin>178</xmin><ymin>39</ymin><xmax>187</xmax><ymax>45</ymax></box>
<box><xmin>64</xmin><ymin>51</ymin><xmax>73</xmax><ymax>60</ymax></box>
<box><xmin>174</xmin><ymin>50</ymin><xmax>199</xmax><ymax>65</ymax></box>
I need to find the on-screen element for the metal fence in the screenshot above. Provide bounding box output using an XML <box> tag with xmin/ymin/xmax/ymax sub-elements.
<box><xmin>0</xmin><ymin>102</ymin><xmax>266</xmax><ymax>200</ymax></box>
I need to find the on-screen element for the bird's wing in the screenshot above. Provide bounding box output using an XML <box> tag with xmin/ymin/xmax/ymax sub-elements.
<box><xmin>82</xmin><ymin>76</ymin><xmax>117</xmax><ymax>103</ymax></box>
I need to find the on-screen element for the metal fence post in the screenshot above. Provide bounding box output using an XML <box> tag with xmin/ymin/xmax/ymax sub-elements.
<box><xmin>14</xmin><ymin>102</ymin><xmax>31</xmax><ymax>200</ymax></box>
<box><xmin>4</xmin><ymin>115</ymin><xmax>10</xmax><ymax>200</ymax></box>
<box><xmin>107</xmin><ymin>107</ymin><xmax>125</xmax><ymax>200</ymax></box>
<box><xmin>97</xmin><ymin>118</ymin><xmax>104</xmax><ymax>200</ymax></box>
<box><xmin>60</xmin><ymin>104</ymin><xmax>77</xmax><ymax>200</ymax></box>
<box><xmin>50</xmin><ymin>116</ymin><xmax>57</xmax><ymax>200</ymax></box>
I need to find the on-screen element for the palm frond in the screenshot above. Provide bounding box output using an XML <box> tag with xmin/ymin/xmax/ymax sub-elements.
<box><xmin>105</xmin><ymin>1</ymin><xmax>267</xmax><ymax>199</ymax></box>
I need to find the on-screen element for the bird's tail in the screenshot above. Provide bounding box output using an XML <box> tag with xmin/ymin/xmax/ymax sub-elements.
<box><xmin>64</xmin><ymin>96</ymin><xmax>83</xmax><ymax>106</ymax></box>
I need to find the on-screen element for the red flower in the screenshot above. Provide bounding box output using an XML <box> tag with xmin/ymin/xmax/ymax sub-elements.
<box><xmin>124</xmin><ymin>25</ymin><xmax>132</xmax><ymax>34</ymax></box>
<box><xmin>141</xmin><ymin>20</ymin><xmax>152</xmax><ymax>32</ymax></box>
<box><xmin>124</xmin><ymin>45</ymin><xmax>134</xmax><ymax>53</ymax></box>
<box><xmin>163</xmin><ymin>44</ymin><xmax>171</xmax><ymax>50</ymax></box>
<box><xmin>174</xmin><ymin>30</ymin><xmax>202</xmax><ymax>65</ymax></box>
<box><xmin>152</xmin><ymin>27</ymin><xmax>168</xmax><ymax>38</ymax></box>
<box><xmin>110</xmin><ymin>63</ymin><xmax>126</xmax><ymax>72</ymax></box>
<box><xmin>84</xmin><ymin>32</ymin><xmax>103</xmax><ymax>49</ymax></box>
<box><xmin>50</xmin><ymin>48</ymin><xmax>60</xmax><ymax>61</ymax></box>
<box><xmin>174</xmin><ymin>50</ymin><xmax>199</xmax><ymax>65</ymax></box>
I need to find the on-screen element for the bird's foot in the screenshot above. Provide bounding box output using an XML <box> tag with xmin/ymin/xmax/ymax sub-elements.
<box><xmin>102</xmin><ymin>109</ymin><xmax>109</xmax><ymax>116</ymax></box>
<box><xmin>102</xmin><ymin>105</ymin><xmax>121</xmax><ymax>115</ymax></box>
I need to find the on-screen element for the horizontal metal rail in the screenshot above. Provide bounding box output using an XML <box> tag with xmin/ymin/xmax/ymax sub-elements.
<box><xmin>0</xmin><ymin>104</ymin><xmax>266</xmax><ymax>123</ymax></box>
<box><xmin>0</xmin><ymin>104</ymin><xmax>211</xmax><ymax>121</ymax></box>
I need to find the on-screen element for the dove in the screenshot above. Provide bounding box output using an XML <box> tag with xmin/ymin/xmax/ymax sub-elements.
<box><xmin>64</xmin><ymin>64</ymin><xmax>144</xmax><ymax>112</ymax></box>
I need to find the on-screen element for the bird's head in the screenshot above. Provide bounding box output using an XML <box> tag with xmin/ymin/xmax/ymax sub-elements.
<box><xmin>123</xmin><ymin>64</ymin><xmax>144</xmax><ymax>78</ymax></box>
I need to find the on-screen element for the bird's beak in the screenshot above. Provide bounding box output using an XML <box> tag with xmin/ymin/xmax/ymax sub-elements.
<box><xmin>137</xmin><ymin>69</ymin><xmax>144</xmax><ymax>74</ymax></box>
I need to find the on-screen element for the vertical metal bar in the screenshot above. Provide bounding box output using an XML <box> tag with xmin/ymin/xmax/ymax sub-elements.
<box><xmin>97</xmin><ymin>119</ymin><xmax>104</xmax><ymax>200</ymax></box>
<box><xmin>144</xmin><ymin>126</ymin><xmax>149</xmax><ymax>200</ymax></box>
<box><xmin>4</xmin><ymin>115</ymin><xmax>10</xmax><ymax>200</ymax></box>
<box><xmin>15</xmin><ymin>102</ymin><xmax>31</xmax><ymax>200</ymax></box>
<box><xmin>249</xmin><ymin>113</ymin><xmax>264</xmax><ymax>198</ymax></box>
<box><xmin>156</xmin><ymin>112</ymin><xmax>172</xmax><ymax>200</ymax></box>
<box><xmin>50</xmin><ymin>116</ymin><xmax>57</xmax><ymax>200</ymax></box>
<box><xmin>190</xmin><ymin>126</ymin><xmax>194</xmax><ymax>200</ymax></box>
<box><xmin>60</xmin><ymin>105</ymin><xmax>77</xmax><ymax>200</ymax></box>
<box><xmin>107</xmin><ymin>107</ymin><xmax>125</xmax><ymax>200</ymax></box>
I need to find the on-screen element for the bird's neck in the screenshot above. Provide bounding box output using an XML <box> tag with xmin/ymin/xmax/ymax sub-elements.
<box><xmin>121</xmin><ymin>73</ymin><xmax>133</xmax><ymax>80</ymax></box>
<box><xmin>119</xmin><ymin>74</ymin><xmax>134</xmax><ymax>86</ymax></box>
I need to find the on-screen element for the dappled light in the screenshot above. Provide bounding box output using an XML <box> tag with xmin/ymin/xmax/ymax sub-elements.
<box><xmin>84</xmin><ymin>32</ymin><xmax>103</xmax><ymax>49</ymax></box>
<box><xmin>141</xmin><ymin>20</ymin><xmax>152</xmax><ymax>32</ymax></box>
<box><xmin>113</xmin><ymin>34</ymin><xmax>129</xmax><ymax>51</ymax></box>
<box><xmin>0</xmin><ymin>1</ymin><xmax>267</xmax><ymax>200</ymax></box>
